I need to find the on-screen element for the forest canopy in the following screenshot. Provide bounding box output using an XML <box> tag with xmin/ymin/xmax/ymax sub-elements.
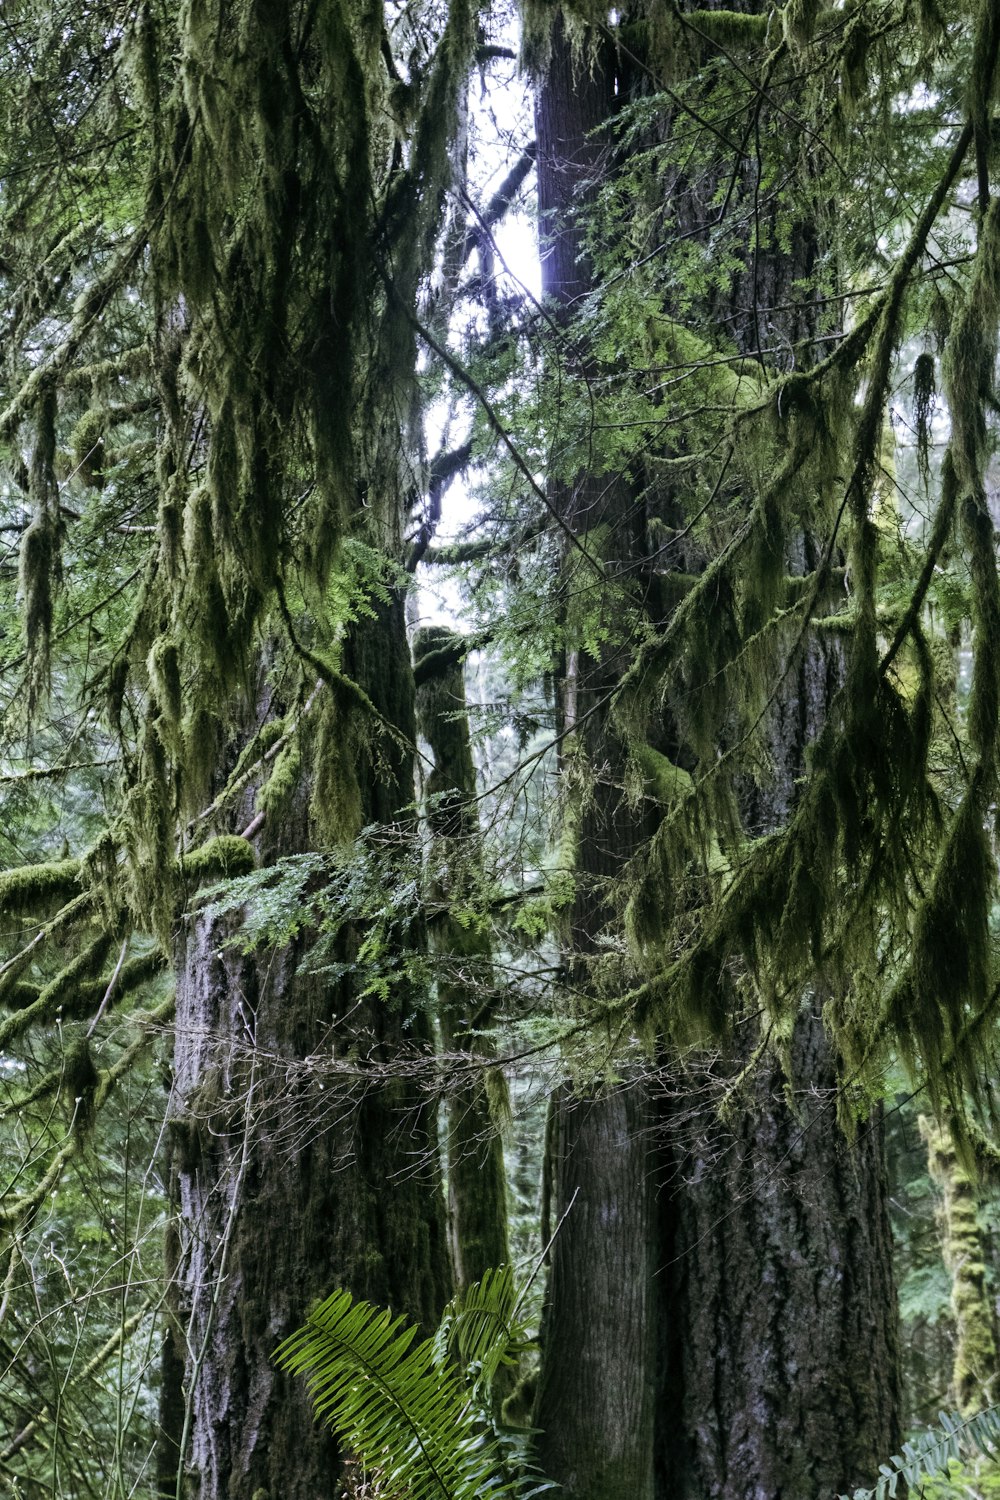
<box><xmin>3</xmin><ymin>0</ymin><xmax>1000</xmax><ymax>1497</ymax></box>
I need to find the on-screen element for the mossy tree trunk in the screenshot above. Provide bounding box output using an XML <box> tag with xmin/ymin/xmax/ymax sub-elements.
<box><xmin>163</xmin><ymin>600</ymin><xmax>451</xmax><ymax>1500</ymax></box>
<box><xmin>413</xmin><ymin>626</ymin><xmax>511</xmax><ymax>1290</ymax></box>
<box><xmin>921</xmin><ymin>1115</ymin><xmax>999</xmax><ymax>1414</ymax></box>
<box><xmin>530</xmin><ymin>8</ymin><xmax>902</xmax><ymax>1499</ymax></box>
<box><xmin>650</xmin><ymin>2</ymin><xmax>904</xmax><ymax>1482</ymax></box>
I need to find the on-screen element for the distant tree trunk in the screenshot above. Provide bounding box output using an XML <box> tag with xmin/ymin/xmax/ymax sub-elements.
<box><xmin>531</xmin><ymin>24</ymin><xmax>659</xmax><ymax>1498</ymax></box>
<box><xmin>414</xmin><ymin>626</ymin><xmax>511</xmax><ymax>1291</ymax></box>
<box><xmin>920</xmin><ymin>1114</ymin><xmax>998</xmax><ymax>1414</ymax></box>
<box><xmin>156</xmin><ymin>1172</ymin><xmax>186</xmax><ymax>1500</ymax></box>
<box><xmin>164</xmin><ymin>598</ymin><xmax>450</xmax><ymax>1500</ymax></box>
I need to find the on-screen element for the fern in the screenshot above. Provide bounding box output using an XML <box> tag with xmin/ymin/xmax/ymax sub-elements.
<box><xmin>841</xmin><ymin>1406</ymin><xmax>1000</xmax><ymax>1500</ymax></box>
<box><xmin>437</xmin><ymin>1264</ymin><xmax>533</xmax><ymax>1396</ymax></box>
<box><xmin>274</xmin><ymin>1284</ymin><xmax>546</xmax><ymax>1500</ymax></box>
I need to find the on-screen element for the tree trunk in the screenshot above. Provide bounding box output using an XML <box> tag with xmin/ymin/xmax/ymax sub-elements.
<box><xmin>658</xmin><ymin>1012</ymin><xmax>902</xmax><ymax>1500</ymax></box>
<box><xmin>534</xmin><ymin>1081</ymin><xmax>657</xmax><ymax>1500</ymax></box>
<box><xmin>531</xmin><ymin>9</ymin><xmax>903</xmax><ymax>1499</ymax></box>
<box><xmin>164</xmin><ymin>598</ymin><xmax>450</xmax><ymax>1500</ymax></box>
<box><xmin>532</xmin><ymin>23</ymin><xmax>659</xmax><ymax>1497</ymax></box>
<box><xmin>920</xmin><ymin>1114</ymin><xmax>998</xmax><ymax>1414</ymax></box>
<box><xmin>414</xmin><ymin>626</ymin><xmax>511</xmax><ymax>1291</ymax></box>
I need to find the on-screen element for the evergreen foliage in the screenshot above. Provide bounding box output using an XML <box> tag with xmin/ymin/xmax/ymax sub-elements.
<box><xmin>4</xmin><ymin>0</ymin><xmax>1000</xmax><ymax>1491</ymax></box>
<box><xmin>841</xmin><ymin>1404</ymin><xmax>1000</xmax><ymax>1500</ymax></box>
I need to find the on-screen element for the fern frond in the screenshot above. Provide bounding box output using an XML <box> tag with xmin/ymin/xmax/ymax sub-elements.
<box><xmin>840</xmin><ymin>1405</ymin><xmax>1000</xmax><ymax>1500</ymax></box>
<box><xmin>440</xmin><ymin>1264</ymin><xmax>532</xmax><ymax>1393</ymax></box>
<box><xmin>274</xmin><ymin>1286</ymin><xmax>537</xmax><ymax>1500</ymax></box>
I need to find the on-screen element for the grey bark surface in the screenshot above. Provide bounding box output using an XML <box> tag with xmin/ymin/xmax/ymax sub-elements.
<box><xmin>658</xmin><ymin>1015</ymin><xmax>902</xmax><ymax>1500</ymax></box>
<box><xmin>532</xmin><ymin>22</ymin><xmax>659</xmax><ymax>1498</ymax></box>
<box><xmin>534</xmin><ymin>1083</ymin><xmax>658</xmax><ymax>1500</ymax></box>
<box><xmin>166</xmin><ymin>599</ymin><xmax>450</xmax><ymax>1500</ymax></box>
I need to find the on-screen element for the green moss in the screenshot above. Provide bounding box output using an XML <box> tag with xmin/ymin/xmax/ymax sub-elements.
<box><xmin>148</xmin><ymin>635</ymin><xmax>182</xmax><ymax>724</ymax></box>
<box><xmin>63</xmin><ymin>950</ymin><xmax>166</xmax><ymax>1021</ymax></box>
<box><xmin>61</xmin><ymin>1036</ymin><xmax>100</xmax><ymax>1134</ymax></box>
<box><xmin>0</xmin><ymin>930</ymin><xmax>114</xmax><ymax>1053</ymax></box>
<box><xmin>0</xmin><ymin>859</ymin><xmax>81</xmax><ymax>914</ymax></box>
<box><xmin>180</xmin><ymin>835</ymin><xmax>256</xmax><ymax>883</ymax></box>
<box><xmin>70</xmin><ymin>408</ymin><xmax>105</xmax><ymax>488</ymax></box>
<box><xmin>922</xmin><ymin>1115</ymin><xmax>998</xmax><ymax>1413</ymax></box>
<box><xmin>687</xmin><ymin>9</ymin><xmax>769</xmax><ymax>48</ymax></box>
<box><xmin>257</xmin><ymin>738</ymin><xmax>302</xmax><ymax>819</ymax></box>
<box><xmin>309</xmin><ymin>692</ymin><xmax>364</xmax><ymax>845</ymax></box>
<box><xmin>634</xmin><ymin>744</ymin><xmax>694</xmax><ymax>808</ymax></box>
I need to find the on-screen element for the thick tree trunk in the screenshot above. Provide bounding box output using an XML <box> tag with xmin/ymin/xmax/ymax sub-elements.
<box><xmin>534</xmin><ymin>1081</ymin><xmax>657</xmax><ymax>1500</ymax></box>
<box><xmin>658</xmin><ymin>1013</ymin><xmax>902</xmax><ymax>1500</ymax></box>
<box><xmin>164</xmin><ymin>598</ymin><xmax>450</xmax><ymax>1500</ymax></box>
<box><xmin>531</xmin><ymin>10</ymin><xmax>902</xmax><ymax>1499</ymax></box>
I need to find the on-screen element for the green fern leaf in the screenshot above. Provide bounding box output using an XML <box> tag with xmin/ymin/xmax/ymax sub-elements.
<box><xmin>840</xmin><ymin>1404</ymin><xmax>1000</xmax><ymax>1500</ymax></box>
<box><xmin>440</xmin><ymin>1265</ymin><xmax>532</xmax><ymax>1393</ymax></box>
<box><xmin>275</xmin><ymin>1286</ymin><xmax>538</xmax><ymax>1500</ymax></box>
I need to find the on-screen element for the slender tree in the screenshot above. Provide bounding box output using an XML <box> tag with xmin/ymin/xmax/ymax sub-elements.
<box><xmin>414</xmin><ymin>625</ymin><xmax>511</xmax><ymax>1291</ymax></box>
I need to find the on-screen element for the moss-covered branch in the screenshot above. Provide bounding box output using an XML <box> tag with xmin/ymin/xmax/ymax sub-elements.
<box><xmin>0</xmin><ymin>859</ymin><xmax>81</xmax><ymax>917</ymax></box>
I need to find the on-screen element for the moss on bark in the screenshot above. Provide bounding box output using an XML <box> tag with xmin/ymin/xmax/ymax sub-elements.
<box><xmin>921</xmin><ymin>1114</ymin><xmax>999</xmax><ymax>1414</ymax></box>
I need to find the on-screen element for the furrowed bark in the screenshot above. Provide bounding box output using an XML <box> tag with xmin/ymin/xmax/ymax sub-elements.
<box><xmin>164</xmin><ymin>600</ymin><xmax>450</xmax><ymax>1500</ymax></box>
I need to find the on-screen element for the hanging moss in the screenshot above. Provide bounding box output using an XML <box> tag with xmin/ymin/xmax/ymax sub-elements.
<box><xmin>148</xmin><ymin>635</ymin><xmax>182</xmax><ymax>725</ymax></box>
<box><xmin>839</xmin><ymin>15</ymin><xmax>871</xmax><ymax>114</ymax></box>
<box><xmin>784</xmin><ymin>0</ymin><xmax>819</xmax><ymax>48</ymax></box>
<box><xmin>181</xmin><ymin>703</ymin><xmax>221</xmax><ymax>813</ymax></box>
<box><xmin>20</xmin><ymin>385</ymin><xmax>61</xmax><ymax>718</ymax></box>
<box><xmin>119</xmin><ymin>717</ymin><xmax>176</xmax><ymax>939</ymax></box>
<box><xmin>684</xmin><ymin>9</ymin><xmax>769</xmax><ymax>50</ymax></box>
<box><xmin>61</xmin><ymin>1036</ymin><xmax>100</xmax><ymax>1135</ymax></box>
<box><xmin>914</xmin><ymin>351</ymin><xmax>935</xmax><ymax>484</ymax></box>
<box><xmin>70</xmin><ymin>407</ymin><xmax>105</xmax><ymax>488</ymax></box>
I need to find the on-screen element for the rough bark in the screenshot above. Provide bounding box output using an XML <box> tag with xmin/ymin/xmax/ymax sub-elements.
<box><xmin>531</xmin><ymin>8</ymin><xmax>903</xmax><ymax>1499</ymax></box>
<box><xmin>532</xmin><ymin>23</ymin><xmax>659</xmax><ymax>1497</ymax></box>
<box><xmin>164</xmin><ymin>598</ymin><xmax>450</xmax><ymax>1500</ymax></box>
<box><xmin>658</xmin><ymin>1014</ymin><xmax>902</xmax><ymax>1500</ymax></box>
<box><xmin>534</xmin><ymin>1082</ymin><xmax>657</xmax><ymax>1500</ymax></box>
